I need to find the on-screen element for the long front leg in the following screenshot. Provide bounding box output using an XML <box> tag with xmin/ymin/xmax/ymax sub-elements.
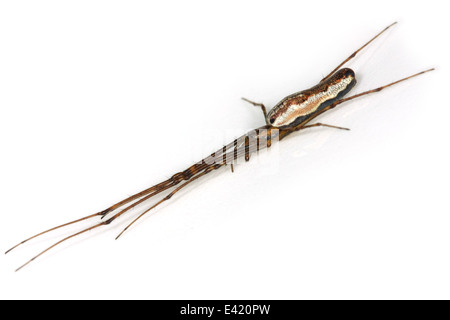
<box><xmin>115</xmin><ymin>163</ymin><xmax>225</xmax><ymax>240</ymax></box>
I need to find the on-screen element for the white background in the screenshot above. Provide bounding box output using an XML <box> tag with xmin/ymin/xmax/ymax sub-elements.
<box><xmin>1</xmin><ymin>1</ymin><xmax>448</xmax><ymax>300</ymax></box>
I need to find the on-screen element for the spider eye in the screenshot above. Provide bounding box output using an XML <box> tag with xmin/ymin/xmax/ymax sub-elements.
<box><xmin>269</xmin><ymin>117</ymin><xmax>275</xmax><ymax>124</ymax></box>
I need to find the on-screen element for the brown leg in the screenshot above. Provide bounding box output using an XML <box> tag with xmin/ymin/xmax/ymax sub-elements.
<box><xmin>15</xmin><ymin>221</ymin><xmax>105</xmax><ymax>272</ymax></box>
<box><xmin>242</xmin><ymin>97</ymin><xmax>269</xmax><ymax>125</ymax></box>
<box><xmin>5</xmin><ymin>212</ymin><xmax>102</xmax><ymax>255</ymax></box>
<box><xmin>13</xmin><ymin>163</ymin><xmax>225</xmax><ymax>271</ymax></box>
<box><xmin>326</xmin><ymin>68</ymin><xmax>435</xmax><ymax>109</ymax></box>
<box><xmin>291</xmin><ymin>68</ymin><xmax>435</xmax><ymax>136</ymax></box>
<box><xmin>301</xmin><ymin>123</ymin><xmax>350</xmax><ymax>131</ymax></box>
<box><xmin>321</xmin><ymin>22</ymin><xmax>397</xmax><ymax>82</ymax></box>
<box><xmin>115</xmin><ymin>163</ymin><xmax>225</xmax><ymax>240</ymax></box>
